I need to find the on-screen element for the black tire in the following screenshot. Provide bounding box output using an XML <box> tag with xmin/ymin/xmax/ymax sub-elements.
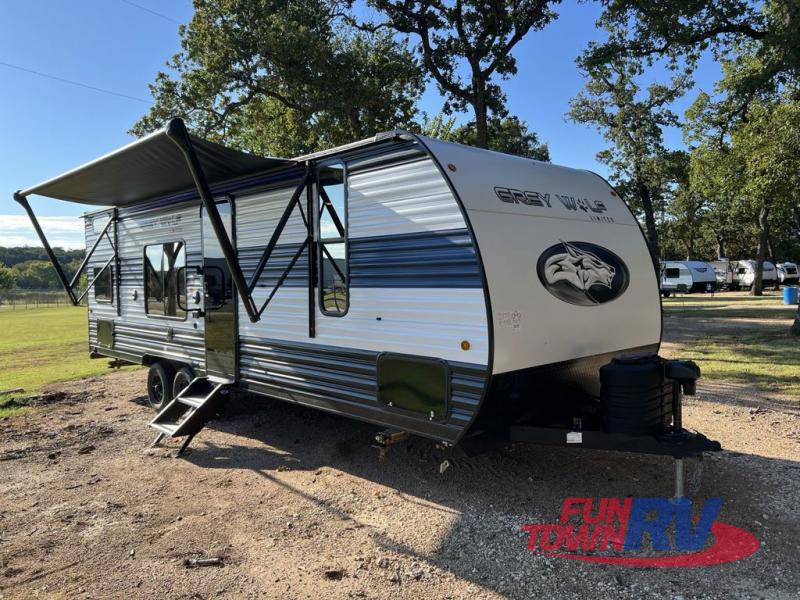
<box><xmin>662</xmin><ymin>291</ymin><xmax>671</xmax><ymax>298</ymax></box>
<box><xmin>147</xmin><ymin>362</ymin><xmax>175</xmax><ymax>411</ymax></box>
<box><xmin>172</xmin><ymin>366</ymin><xmax>194</xmax><ymax>398</ymax></box>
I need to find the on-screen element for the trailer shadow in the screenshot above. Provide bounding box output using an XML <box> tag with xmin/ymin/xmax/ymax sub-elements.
<box><xmin>178</xmin><ymin>393</ymin><xmax>800</xmax><ymax>598</ymax></box>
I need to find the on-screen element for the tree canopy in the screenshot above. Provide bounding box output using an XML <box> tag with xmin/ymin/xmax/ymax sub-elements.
<box><xmin>418</xmin><ymin>113</ymin><xmax>549</xmax><ymax>161</ymax></box>
<box><xmin>568</xmin><ymin>41</ymin><xmax>691</xmax><ymax>264</ymax></box>
<box><xmin>367</xmin><ymin>0</ymin><xmax>559</xmax><ymax>148</ymax></box>
<box><xmin>130</xmin><ymin>0</ymin><xmax>425</xmax><ymax>156</ymax></box>
<box><xmin>0</xmin><ymin>265</ymin><xmax>15</xmax><ymax>290</ymax></box>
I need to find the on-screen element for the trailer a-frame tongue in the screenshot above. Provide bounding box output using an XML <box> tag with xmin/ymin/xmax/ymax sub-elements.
<box><xmin>13</xmin><ymin>118</ymin><xmax>328</xmax><ymax>452</ymax></box>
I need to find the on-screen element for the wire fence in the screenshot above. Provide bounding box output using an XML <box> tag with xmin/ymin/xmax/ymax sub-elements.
<box><xmin>0</xmin><ymin>289</ymin><xmax>84</xmax><ymax>311</ymax></box>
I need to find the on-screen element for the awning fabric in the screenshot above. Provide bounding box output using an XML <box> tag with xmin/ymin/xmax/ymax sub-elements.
<box><xmin>19</xmin><ymin>125</ymin><xmax>295</xmax><ymax>206</ymax></box>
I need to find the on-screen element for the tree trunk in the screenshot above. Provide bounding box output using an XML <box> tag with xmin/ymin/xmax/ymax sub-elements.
<box><xmin>790</xmin><ymin>306</ymin><xmax>800</xmax><ymax>336</ymax></box>
<box><xmin>637</xmin><ymin>182</ymin><xmax>661</xmax><ymax>271</ymax></box>
<box><xmin>715</xmin><ymin>235</ymin><xmax>725</xmax><ymax>260</ymax></box>
<box><xmin>472</xmin><ymin>81</ymin><xmax>489</xmax><ymax>149</ymax></box>
<box><xmin>752</xmin><ymin>203</ymin><xmax>770</xmax><ymax>296</ymax></box>
<box><xmin>348</xmin><ymin>109</ymin><xmax>363</xmax><ymax>139</ymax></box>
<box><xmin>766</xmin><ymin>229</ymin><xmax>775</xmax><ymax>263</ymax></box>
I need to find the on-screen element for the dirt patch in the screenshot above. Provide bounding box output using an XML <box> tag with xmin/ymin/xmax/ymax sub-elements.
<box><xmin>1</xmin><ymin>368</ymin><xmax>799</xmax><ymax>599</ymax></box>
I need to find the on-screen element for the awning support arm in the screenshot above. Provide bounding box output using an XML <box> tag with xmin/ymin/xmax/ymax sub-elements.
<box><xmin>13</xmin><ymin>192</ymin><xmax>118</xmax><ymax>306</ymax></box>
<box><xmin>166</xmin><ymin>119</ymin><xmax>262</xmax><ymax>322</ymax></box>
<box><xmin>255</xmin><ymin>238</ymin><xmax>309</xmax><ymax>319</ymax></box>
<box><xmin>13</xmin><ymin>192</ymin><xmax>77</xmax><ymax>304</ymax></box>
<box><xmin>74</xmin><ymin>255</ymin><xmax>115</xmax><ymax>304</ymax></box>
<box><xmin>246</xmin><ymin>171</ymin><xmax>310</xmax><ymax>295</ymax></box>
<box><xmin>68</xmin><ymin>214</ymin><xmax>116</xmax><ymax>289</ymax></box>
<box><xmin>166</xmin><ymin>118</ymin><xmax>317</xmax><ymax>326</ymax></box>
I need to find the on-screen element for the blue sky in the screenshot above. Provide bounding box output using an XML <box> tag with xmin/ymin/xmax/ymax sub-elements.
<box><xmin>1</xmin><ymin>0</ymin><xmax>721</xmax><ymax>248</ymax></box>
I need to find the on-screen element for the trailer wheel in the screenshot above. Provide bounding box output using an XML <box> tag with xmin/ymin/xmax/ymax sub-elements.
<box><xmin>662</xmin><ymin>291</ymin><xmax>671</xmax><ymax>298</ymax></box>
<box><xmin>146</xmin><ymin>362</ymin><xmax>175</xmax><ymax>411</ymax></box>
<box><xmin>172</xmin><ymin>366</ymin><xmax>194</xmax><ymax>398</ymax></box>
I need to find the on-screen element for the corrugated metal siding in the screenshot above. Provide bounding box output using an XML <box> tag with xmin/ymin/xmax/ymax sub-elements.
<box><xmin>348</xmin><ymin>157</ymin><xmax>468</xmax><ymax>238</ymax></box>
<box><xmin>349</xmin><ymin>229</ymin><xmax>481</xmax><ymax>288</ymax></box>
<box><xmin>235</xmin><ymin>151</ymin><xmax>490</xmax><ymax>441</ymax></box>
<box><xmin>85</xmin><ymin>146</ymin><xmax>490</xmax><ymax>443</ymax></box>
<box><xmin>235</xmin><ymin>155</ymin><xmax>488</xmax><ymax>363</ymax></box>
<box><xmin>238</xmin><ymin>337</ymin><xmax>487</xmax><ymax>443</ymax></box>
<box><xmin>238</xmin><ymin>228</ymin><xmax>481</xmax><ymax>289</ymax></box>
<box><xmin>86</xmin><ymin>203</ymin><xmax>206</xmax><ymax>369</ymax></box>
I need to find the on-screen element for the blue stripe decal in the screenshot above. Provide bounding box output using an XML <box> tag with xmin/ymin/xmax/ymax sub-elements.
<box><xmin>238</xmin><ymin>228</ymin><xmax>482</xmax><ymax>289</ymax></box>
<box><xmin>350</xmin><ymin>229</ymin><xmax>481</xmax><ymax>288</ymax></box>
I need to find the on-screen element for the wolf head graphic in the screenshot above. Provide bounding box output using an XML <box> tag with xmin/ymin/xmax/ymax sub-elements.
<box><xmin>543</xmin><ymin>241</ymin><xmax>616</xmax><ymax>292</ymax></box>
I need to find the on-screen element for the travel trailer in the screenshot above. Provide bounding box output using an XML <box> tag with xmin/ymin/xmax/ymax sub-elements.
<box><xmin>710</xmin><ymin>260</ymin><xmax>734</xmax><ymax>289</ymax></box>
<box><xmin>777</xmin><ymin>262</ymin><xmax>799</xmax><ymax>286</ymax></box>
<box><xmin>659</xmin><ymin>260</ymin><xmax>717</xmax><ymax>297</ymax></box>
<box><xmin>15</xmin><ymin>119</ymin><xmax>718</xmax><ymax>491</ymax></box>
<box><xmin>732</xmin><ymin>260</ymin><xmax>779</xmax><ymax>290</ymax></box>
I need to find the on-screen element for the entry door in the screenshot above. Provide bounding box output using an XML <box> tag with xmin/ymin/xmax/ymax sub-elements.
<box><xmin>202</xmin><ymin>200</ymin><xmax>237</xmax><ymax>380</ymax></box>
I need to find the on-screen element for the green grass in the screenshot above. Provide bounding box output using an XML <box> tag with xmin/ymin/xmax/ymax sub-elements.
<box><xmin>664</xmin><ymin>307</ymin><xmax>797</xmax><ymax>319</ymax></box>
<box><xmin>663</xmin><ymin>293</ymin><xmax>798</xmax><ymax>319</ymax></box>
<box><xmin>663</xmin><ymin>298</ymin><xmax>784</xmax><ymax>307</ymax></box>
<box><xmin>674</xmin><ymin>331</ymin><xmax>800</xmax><ymax>396</ymax></box>
<box><xmin>0</xmin><ymin>306</ymin><xmax>138</xmax><ymax>418</ymax></box>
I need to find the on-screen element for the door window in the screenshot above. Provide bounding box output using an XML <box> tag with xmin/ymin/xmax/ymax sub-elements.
<box><xmin>144</xmin><ymin>242</ymin><xmax>187</xmax><ymax>319</ymax></box>
<box><xmin>317</xmin><ymin>162</ymin><xmax>348</xmax><ymax>315</ymax></box>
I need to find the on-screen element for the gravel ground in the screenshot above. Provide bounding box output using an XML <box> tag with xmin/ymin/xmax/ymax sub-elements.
<box><xmin>1</xmin><ymin>317</ymin><xmax>798</xmax><ymax>600</ymax></box>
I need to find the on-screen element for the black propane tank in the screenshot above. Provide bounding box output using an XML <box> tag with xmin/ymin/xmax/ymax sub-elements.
<box><xmin>599</xmin><ymin>353</ymin><xmax>673</xmax><ymax>435</ymax></box>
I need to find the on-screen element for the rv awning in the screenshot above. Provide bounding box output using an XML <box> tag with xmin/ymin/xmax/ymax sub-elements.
<box><xmin>18</xmin><ymin>122</ymin><xmax>295</xmax><ymax>206</ymax></box>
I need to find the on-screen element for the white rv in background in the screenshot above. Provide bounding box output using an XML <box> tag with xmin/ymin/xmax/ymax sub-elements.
<box><xmin>659</xmin><ymin>260</ymin><xmax>717</xmax><ymax>297</ymax></box>
<box><xmin>732</xmin><ymin>260</ymin><xmax>779</xmax><ymax>290</ymax></box>
<box><xmin>710</xmin><ymin>260</ymin><xmax>734</xmax><ymax>289</ymax></box>
<box><xmin>777</xmin><ymin>262</ymin><xmax>799</xmax><ymax>285</ymax></box>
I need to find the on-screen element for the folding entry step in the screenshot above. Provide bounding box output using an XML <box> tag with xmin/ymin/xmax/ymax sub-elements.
<box><xmin>149</xmin><ymin>377</ymin><xmax>230</xmax><ymax>455</ymax></box>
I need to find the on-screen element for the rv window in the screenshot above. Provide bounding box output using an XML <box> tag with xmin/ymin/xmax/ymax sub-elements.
<box><xmin>94</xmin><ymin>265</ymin><xmax>113</xmax><ymax>303</ymax></box>
<box><xmin>144</xmin><ymin>242</ymin><xmax>187</xmax><ymax>319</ymax></box>
<box><xmin>318</xmin><ymin>161</ymin><xmax>348</xmax><ymax>316</ymax></box>
<box><xmin>665</xmin><ymin>268</ymin><xmax>680</xmax><ymax>279</ymax></box>
<box><xmin>737</xmin><ymin>267</ymin><xmax>747</xmax><ymax>274</ymax></box>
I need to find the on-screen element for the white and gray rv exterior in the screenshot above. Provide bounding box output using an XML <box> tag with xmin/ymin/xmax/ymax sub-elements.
<box><xmin>732</xmin><ymin>259</ymin><xmax>779</xmax><ymax>290</ymax></box>
<box><xmin>18</xmin><ymin>121</ymin><xmax>718</xmax><ymax>463</ymax></box>
<box><xmin>659</xmin><ymin>260</ymin><xmax>717</xmax><ymax>296</ymax></box>
<box><xmin>777</xmin><ymin>262</ymin><xmax>798</xmax><ymax>285</ymax></box>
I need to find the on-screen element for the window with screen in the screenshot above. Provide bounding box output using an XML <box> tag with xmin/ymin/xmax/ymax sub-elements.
<box><xmin>93</xmin><ymin>265</ymin><xmax>113</xmax><ymax>303</ymax></box>
<box><xmin>144</xmin><ymin>242</ymin><xmax>187</xmax><ymax>318</ymax></box>
<box><xmin>318</xmin><ymin>161</ymin><xmax>348</xmax><ymax>315</ymax></box>
<box><xmin>665</xmin><ymin>268</ymin><xmax>680</xmax><ymax>279</ymax></box>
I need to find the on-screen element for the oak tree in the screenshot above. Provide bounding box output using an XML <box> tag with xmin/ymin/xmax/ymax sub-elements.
<box><xmin>131</xmin><ymin>0</ymin><xmax>424</xmax><ymax>155</ymax></box>
<box><xmin>367</xmin><ymin>0</ymin><xmax>559</xmax><ymax>148</ymax></box>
